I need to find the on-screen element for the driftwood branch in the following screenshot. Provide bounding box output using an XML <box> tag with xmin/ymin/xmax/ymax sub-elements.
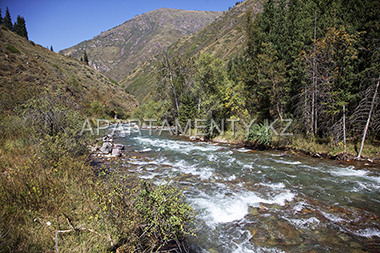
<box><xmin>357</xmin><ymin>75</ymin><xmax>380</xmax><ymax>159</ymax></box>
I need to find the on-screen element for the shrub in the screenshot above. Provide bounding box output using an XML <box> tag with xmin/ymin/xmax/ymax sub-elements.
<box><xmin>0</xmin><ymin>143</ymin><xmax>195</xmax><ymax>252</ymax></box>
<box><xmin>5</xmin><ymin>43</ymin><xmax>20</xmax><ymax>54</ymax></box>
<box><xmin>246</xmin><ymin>123</ymin><xmax>272</xmax><ymax>146</ymax></box>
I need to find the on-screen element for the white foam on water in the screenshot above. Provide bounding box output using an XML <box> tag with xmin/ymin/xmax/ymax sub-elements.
<box><xmin>227</xmin><ymin>175</ymin><xmax>237</xmax><ymax>181</ymax></box>
<box><xmin>270</xmin><ymin>158</ymin><xmax>302</xmax><ymax>165</ymax></box>
<box><xmin>292</xmin><ymin>201</ymin><xmax>309</xmax><ymax>212</ymax></box>
<box><xmin>128</xmin><ymin>158</ymin><xmax>163</xmax><ymax>166</ymax></box>
<box><xmin>232</xmin><ymin>245</ymin><xmax>285</xmax><ymax>253</ymax></box>
<box><xmin>207</xmin><ymin>153</ymin><xmax>217</xmax><ymax>162</ymax></box>
<box><xmin>258</xmin><ymin>182</ymin><xmax>286</xmax><ymax>190</ymax></box>
<box><xmin>139</xmin><ymin>173</ymin><xmax>157</xmax><ymax>180</ymax></box>
<box><xmin>330</xmin><ymin>166</ymin><xmax>368</xmax><ymax>177</ymax></box>
<box><xmin>320</xmin><ymin>211</ymin><xmax>347</xmax><ymax>223</ymax></box>
<box><xmin>235</xmin><ymin>148</ymin><xmax>252</xmax><ymax>153</ymax></box>
<box><xmin>190</xmin><ymin>190</ymin><xmax>295</xmax><ymax>228</ymax></box>
<box><xmin>351</xmin><ymin>228</ymin><xmax>380</xmax><ymax>238</ymax></box>
<box><xmin>286</xmin><ymin>217</ymin><xmax>320</xmax><ymax>229</ymax></box>
<box><xmin>133</xmin><ymin>136</ymin><xmax>220</xmax><ymax>154</ymax></box>
<box><xmin>242</xmin><ymin>164</ymin><xmax>253</xmax><ymax>171</ymax></box>
<box><xmin>137</xmin><ymin>148</ymin><xmax>152</xmax><ymax>152</ymax></box>
<box><xmin>330</xmin><ymin>167</ymin><xmax>380</xmax><ymax>189</ymax></box>
<box><xmin>160</xmin><ymin>159</ymin><xmax>215</xmax><ymax>181</ymax></box>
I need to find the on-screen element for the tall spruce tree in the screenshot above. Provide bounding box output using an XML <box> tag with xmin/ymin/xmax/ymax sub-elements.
<box><xmin>3</xmin><ymin>7</ymin><xmax>13</xmax><ymax>31</ymax></box>
<box><xmin>14</xmin><ymin>15</ymin><xmax>28</xmax><ymax>39</ymax></box>
<box><xmin>83</xmin><ymin>51</ymin><xmax>89</xmax><ymax>65</ymax></box>
<box><xmin>0</xmin><ymin>8</ymin><xmax>3</xmax><ymax>25</ymax></box>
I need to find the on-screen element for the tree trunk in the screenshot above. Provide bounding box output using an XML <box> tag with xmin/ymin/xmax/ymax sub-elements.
<box><xmin>169</xmin><ymin>74</ymin><xmax>180</xmax><ymax>113</ymax></box>
<box><xmin>357</xmin><ymin>76</ymin><xmax>380</xmax><ymax>159</ymax></box>
<box><xmin>312</xmin><ymin>9</ymin><xmax>317</xmax><ymax>136</ymax></box>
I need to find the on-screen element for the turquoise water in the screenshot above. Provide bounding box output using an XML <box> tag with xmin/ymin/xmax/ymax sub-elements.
<box><xmin>117</xmin><ymin>129</ymin><xmax>380</xmax><ymax>252</ymax></box>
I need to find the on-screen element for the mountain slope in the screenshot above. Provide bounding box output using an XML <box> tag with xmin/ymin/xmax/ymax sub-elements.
<box><xmin>59</xmin><ymin>8</ymin><xmax>222</xmax><ymax>82</ymax></box>
<box><xmin>0</xmin><ymin>25</ymin><xmax>138</xmax><ymax>120</ymax></box>
<box><xmin>167</xmin><ymin>0</ymin><xmax>264</xmax><ymax>60</ymax></box>
<box><xmin>120</xmin><ymin>0</ymin><xmax>265</xmax><ymax>102</ymax></box>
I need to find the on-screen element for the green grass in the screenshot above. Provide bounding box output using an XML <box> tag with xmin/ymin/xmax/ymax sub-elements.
<box><xmin>284</xmin><ymin>135</ymin><xmax>380</xmax><ymax>158</ymax></box>
<box><xmin>5</xmin><ymin>43</ymin><xmax>20</xmax><ymax>54</ymax></box>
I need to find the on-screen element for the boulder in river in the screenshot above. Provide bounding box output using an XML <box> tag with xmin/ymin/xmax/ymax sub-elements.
<box><xmin>100</xmin><ymin>142</ymin><xmax>112</xmax><ymax>154</ymax></box>
<box><xmin>114</xmin><ymin>144</ymin><xmax>125</xmax><ymax>150</ymax></box>
<box><xmin>111</xmin><ymin>148</ymin><xmax>122</xmax><ymax>157</ymax></box>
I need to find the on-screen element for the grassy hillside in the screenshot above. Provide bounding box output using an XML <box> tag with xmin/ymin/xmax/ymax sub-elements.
<box><xmin>0</xmin><ymin>25</ymin><xmax>138</xmax><ymax>120</ymax></box>
<box><xmin>167</xmin><ymin>0</ymin><xmax>264</xmax><ymax>60</ymax></box>
<box><xmin>120</xmin><ymin>0</ymin><xmax>265</xmax><ymax>102</ymax></box>
<box><xmin>0</xmin><ymin>26</ymin><xmax>194</xmax><ymax>252</ymax></box>
<box><xmin>59</xmin><ymin>8</ymin><xmax>222</xmax><ymax>82</ymax></box>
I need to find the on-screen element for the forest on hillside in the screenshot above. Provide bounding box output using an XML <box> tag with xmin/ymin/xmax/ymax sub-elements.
<box><xmin>134</xmin><ymin>0</ymin><xmax>380</xmax><ymax>158</ymax></box>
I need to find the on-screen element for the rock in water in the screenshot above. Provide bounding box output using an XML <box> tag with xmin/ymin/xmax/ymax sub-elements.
<box><xmin>114</xmin><ymin>144</ymin><xmax>125</xmax><ymax>150</ymax></box>
<box><xmin>100</xmin><ymin>142</ymin><xmax>112</xmax><ymax>154</ymax></box>
<box><xmin>111</xmin><ymin>148</ymin><xmax>122</xmax><ymax>157</ymax></box>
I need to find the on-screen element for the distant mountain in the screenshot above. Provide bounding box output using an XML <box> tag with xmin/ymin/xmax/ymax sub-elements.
<box><xmin>59</xmin><ymin>8</ymin><xmax>222</xmax><ymax>82</ymax></box>
<box><xmin>0</xmin><ymin>25</ymin><xmax>138</xmax><ymax>119</ymax></box>
<box><xmin>120</xmin><ymin>0</ymin><xmax>265</xmax><ymax>102</ymax></box>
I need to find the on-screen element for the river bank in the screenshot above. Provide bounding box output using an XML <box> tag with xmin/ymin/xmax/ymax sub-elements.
<box><xmin>93</xmin><ymin>129</ymin><xmax>380</xmax><ymax>252</ymax></box>
<box><xmin>92</xmin><ymin>121</ymin><xmax>379</xmax><ymax>166</ymax></box>
<box><xmin>209</xmin><ymin>133</ymin><xmax>380</xmax><ymax>165</ymax></box>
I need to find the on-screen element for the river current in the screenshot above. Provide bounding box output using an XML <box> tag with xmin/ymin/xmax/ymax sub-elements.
<box><xmin>115</xmin><ymin>128</ymin><xmax>380</xmax><ymax>252</ymax></box>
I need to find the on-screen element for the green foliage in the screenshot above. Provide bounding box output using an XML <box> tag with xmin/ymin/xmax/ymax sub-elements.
<box><xmin>83</xmin><ymin>51</ymin><xmax>89</xmax><ymax>65</ymax></box>
<box><xmin>131</xmin><ymin>0</ymin><xmax>380</xmax><ymax>154</ymax></box>
<box><xmin>132</xmin><ymin>180</ymin><xmax>195</xmax><ymax>251</ymax></box>
<box><xmin>3</xmin><ymin>7</ymin><xmax>13</xmax><ymax>31</ymax></box>
<box><xmin>5</xmin><ymin>43</ymin><xmax>20</xmax><ymax>54</ymax></box>
<box><xmin>132</xmin><ymin>99</ymin><xmax>166</xmax><ymax>122</ymax></box>
<box><xmin>14</xmin><ymin>15</ymin><xmax>28</xmax><ymax>39</ymax></box>
<box><xmin>246</xmin><ymin>123</ymin><xmax>272</xmax><ymax>146</ymax></box>
<box><xmin>178</xmin><ymin>93</ymin><xmax>196</xmax><ymax>131</ymax></box>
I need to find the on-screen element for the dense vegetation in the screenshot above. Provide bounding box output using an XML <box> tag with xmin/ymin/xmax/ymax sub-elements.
<box><xmin>0</xmin><ymin>25</ymin><xmax>194</xmax><ymax>252</ymax></box>
<box><xmin>135</xmin><ymin>0</ymin><xmax>380</xmax><ymax>158</ymax></box>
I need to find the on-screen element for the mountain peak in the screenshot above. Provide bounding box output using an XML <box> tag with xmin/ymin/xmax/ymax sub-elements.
<box><xmin>59</xmin><ymin>8</ymin><xmax>222</xmax><ymax>82</ymax></box>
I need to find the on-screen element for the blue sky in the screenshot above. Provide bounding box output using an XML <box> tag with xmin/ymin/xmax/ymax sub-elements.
<box><xmin>1</xmin><ymin>0</ymin><xmax>237</xmax><ymax>52</ymax></box>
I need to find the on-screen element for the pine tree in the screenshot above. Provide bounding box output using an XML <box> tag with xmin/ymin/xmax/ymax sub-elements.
<box><xmin>14</xmin><ymin>15</ymin><xmax>28</xmax><ymax>39</ymax></box>
<box><xmin>50</xmin><ymin>46</ymin><xmax>54</xmax><ymax>52</ymax></box>
<box><xmin>256</xmin><ymin>42</ymin><xmax>288</xmax><ymax>120</ymax></box>
<box><xmin>3</xmin><ymin>7</ymin><xmax>13</xmax><ymax>31</ymax></box>
<box><xmin>83</xmin><ymin>51</ymin><xmax>89</xmax><ymax>65</ymax></box>
<box><xmin>0</xmin><ymin>8</ymin><xmax>3</xmax><ymax>25</ymax></box>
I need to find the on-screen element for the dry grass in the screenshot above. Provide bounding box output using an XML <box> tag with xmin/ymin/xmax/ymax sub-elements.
<box><xmin>0</xmin><ymin>26</ymin><xmax>194</xmax><ymax>252</ymax></box>
<box><xmin>0</xmin><ymin>129</ymin><xmax>195</xmax><ymax>252</ymax></box>
<box><xmin>0</xmin><ymin>25</ymin><xmax>138</xmax><ymax>119</ymax></box>
<box><xmin>279</xmin><ymin>134</ymin><xmax>380</xmax><ymax>159</ymax></box>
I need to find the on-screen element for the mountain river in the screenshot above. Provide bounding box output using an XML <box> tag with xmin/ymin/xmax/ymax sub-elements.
<box><xmin>113</xmin><ymin>128</ymin><xmax>380</xmax><ymax>252</ymax></box>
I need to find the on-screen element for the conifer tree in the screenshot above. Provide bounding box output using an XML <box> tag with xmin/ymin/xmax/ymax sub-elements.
<box><xmin>3</xmin><ymin>7</ymin><xmax>13</xmax><ymax>31</ymax></box>
<box><xmin>14</xmin><ymin>15</ymin><xmax>28</xmax><ymax>39</ymax></box>
<box><xmin>83</xmin><ymin>51</ymin><xmax>89</xmax><ymax>65</ymax></box>
<box><xmin>0</xmin><ymin>8</ymin><xmax>3</xmax><ymax>25</ymax></box>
